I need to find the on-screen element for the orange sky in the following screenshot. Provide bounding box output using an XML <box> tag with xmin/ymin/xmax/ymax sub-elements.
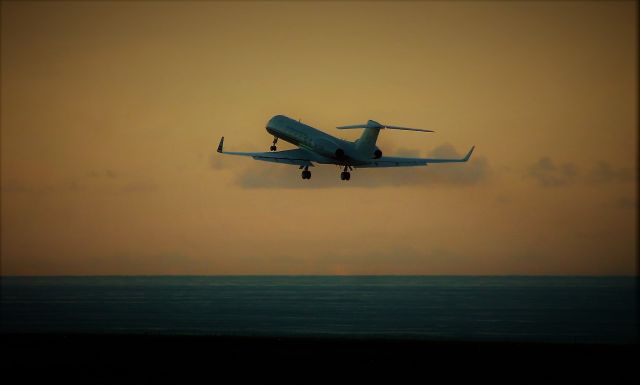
<box><xmin>1</xmin><ymin>1</ymin><xmax>636</xmax><ymax>275</ymax></box>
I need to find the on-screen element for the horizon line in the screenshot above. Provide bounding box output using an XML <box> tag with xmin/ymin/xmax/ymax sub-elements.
<box><xmin>2</xmin><ymin>274</ymin><xmax>637</xmax><ymax>278</ymax></box>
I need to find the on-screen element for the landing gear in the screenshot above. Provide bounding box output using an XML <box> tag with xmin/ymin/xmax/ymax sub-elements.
<box><xmin>301</xmin><ymin>166</ymin><xmax>311</xmax><ymax>180</ymax></box>
<box><xmin>340</xmin><ymin>165</ymin><xmax>352</xmax><ymax>181</ymax></box>
<box><xmin>270</xmin><ymin>137</ymin><xmax>278</xmax><ymax>151</ymax></box>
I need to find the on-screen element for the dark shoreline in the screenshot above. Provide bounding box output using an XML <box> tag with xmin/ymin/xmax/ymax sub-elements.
<box><xmin>3</xmin><ymin>333</ymin><xmax>637</xmax><ymax>376</ymax></box>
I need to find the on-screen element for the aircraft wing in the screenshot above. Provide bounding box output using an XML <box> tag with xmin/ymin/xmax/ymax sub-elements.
<box><xmin>355</xmin><ymin>146</ymin><xmax>475</xmax><ymax>168</ymax></box>
<box><xmin>217</xmin><ymin>137</ymin><xmax>315</xmax><ymax>167</ymax></box>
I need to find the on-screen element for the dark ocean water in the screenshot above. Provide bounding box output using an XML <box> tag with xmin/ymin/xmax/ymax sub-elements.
<box><xmin>1</xmin><ymin>276</ymin><xmax>636</xmax><ymax>343</ymax></box>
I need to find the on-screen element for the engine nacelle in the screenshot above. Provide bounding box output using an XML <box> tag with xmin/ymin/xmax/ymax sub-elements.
<box><xmin>373</xmin><ymin>149</ymin><xmax>382</xmax><ymax>159</ymax></box>
<box><xmin>313</xmin><ymin>138</ymin><xmax>345</xmax><ymax>159</ymax></box>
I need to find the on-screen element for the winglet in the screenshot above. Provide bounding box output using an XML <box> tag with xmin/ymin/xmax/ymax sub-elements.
<box><xmin>217</xmin><ymin>137</ymin><xmax>224</xmax><ymax>153</ymax></box>
<box><xmin>463</xmin><ymin>146</ymin><xmax>475</xmax><ymax>161</ymax></box>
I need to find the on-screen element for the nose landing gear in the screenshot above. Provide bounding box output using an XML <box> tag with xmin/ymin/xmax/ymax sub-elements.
<box><xmin>270</xmin><ymin>137</ymin><xmax>278</xmax><ymax>151</ymax></box>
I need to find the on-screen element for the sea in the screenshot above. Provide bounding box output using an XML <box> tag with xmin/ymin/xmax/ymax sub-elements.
<box><xmin>1</xmin><ymin>276</ymin><xmax>636</xmax><ymax>344</ymax></box>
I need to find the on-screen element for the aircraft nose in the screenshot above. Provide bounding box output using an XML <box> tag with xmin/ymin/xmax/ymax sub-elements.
<box><xmin>266</xmin><ymin>115</ymin><xmax>283</xmax><ymax>134</ymax></box>
<box><xmin>266</xmin><ymin>115</ymin><xmax>280</xmax><ymax>128</ymax></box>
<box><xmin>266</xmin><ymin>117</ymin><xmax>274</xmax><ymax>129</ymax></box>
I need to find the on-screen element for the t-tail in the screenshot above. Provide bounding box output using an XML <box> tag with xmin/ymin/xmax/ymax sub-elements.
<box><xmin>337</xmin><ymin>119</ymin><xmax>434</xmax><ymax>154</ymax></box>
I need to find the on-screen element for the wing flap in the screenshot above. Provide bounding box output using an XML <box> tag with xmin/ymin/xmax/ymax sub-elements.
<box><xmin>355</xmin><ymin>146</ymin><xmax>475</xmax><ymax>168</ymax></box>
<box><xmin>252</xmin><ymin>153</ymin><xmax>314</xmax><ymax>167</ymax></box>
<box><xmin>355</xmin><ymin>159</ymin><xmax>428</xmax><ymax>168</ymax></box>
<box><xmin>217</xmin><ymin>137</ymin><xmax>315</xmax><ymax>167</ymax></box>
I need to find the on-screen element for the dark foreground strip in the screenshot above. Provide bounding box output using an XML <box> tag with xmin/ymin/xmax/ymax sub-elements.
<box><xmin>2</xmin><ymin>334</ymin><xmax>637</xmax><ymax>380</ymax></box>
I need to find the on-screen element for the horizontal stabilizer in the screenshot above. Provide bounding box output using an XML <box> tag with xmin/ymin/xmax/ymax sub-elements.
<box><xmin>385</xmin><ymin>125</ymin><xmax>434</xmax><ymax>132</ymax></box>
<box><xmin>337</xmin><ymin>120</ymin><xmax>433</xmax><ymax>132</ymax></box>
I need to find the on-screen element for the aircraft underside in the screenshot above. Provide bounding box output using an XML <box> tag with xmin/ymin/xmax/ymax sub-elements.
<box><xmin>266</xmin><ymin>128</ymin><xmax>357</xmax><ymax>181</ymax></box>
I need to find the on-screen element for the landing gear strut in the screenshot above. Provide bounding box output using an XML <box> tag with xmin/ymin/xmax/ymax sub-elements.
<box><xmin>301</xmin><ymin>165</ymin><xmax>311</xmax><ymax>180</ymax></box>
<box><xmin>270</xmin><ymin>137</ymin><xmax>278</xmax><ymax>151</ymax></box>
<box><xmin>340</xmin><ymin>165</ymin><xmax>352</xmax><ymax>181</ymax></box>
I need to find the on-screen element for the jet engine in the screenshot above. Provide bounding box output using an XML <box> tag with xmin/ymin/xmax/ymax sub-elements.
<box><xmin>314</xmin><ymin>138</ymin><xmax>346</xmax><ymax>159</ymax></box>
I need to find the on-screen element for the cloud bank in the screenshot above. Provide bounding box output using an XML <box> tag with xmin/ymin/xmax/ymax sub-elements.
<box><xmin>526</xmin><ymin>157</ymin><xmax>634</xmax><ymax>187</ymax></box>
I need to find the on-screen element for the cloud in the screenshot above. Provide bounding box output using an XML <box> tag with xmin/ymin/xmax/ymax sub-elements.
<box><xmin>81</xmin><ymin>169</ymin><xmax>159</xmax><ymax>193</ymax></box>
<box><xmin>527</xmin><ymin>157</ymin><xmax>634</xmax><ymax>187</ymax></box>
<box><xmin>1</xmin><ymin>178</ymin><xmax>38</xmax><ymax>193</ymax></box>
<box><xmin>232</xmin><ymin>143</ymin><xmax>489</xmax><ymax>189</ymax></box>
<box><xmin>5</xmin><ymin>252</ymin><xmax>202</xmax><ymax>275</ymax></box>
<box><xmin>87</xmin><ymin>169</ymin><xmax>118</xmax><ymax>179</ymax></box>
<box><xmin>1</xmin><ymin>177</ymin><xmax>55</xmax><ymax>194</ymax></box>
<box><xmin>2</xmin><ymin>170</ymin><xmax>157</xmax><ymax>195</ymax></box>
<box><xmin>120</xmin><ymin>180</ymin><xmax>158</xmax><ymax>193</ymax></box>
<box><xmin>90</xmin><ymin>252</ymin><xmax>200</xmax><ymax>274</ymax></box>
<box><xmin>495</xmin><ymin>195</ymin><xmax>511</xmax><ymax>205</ymax></box>
<box><xmin>526</xmin><ymin>157</ymin><xmax>579</xmax><ymax>187</ymax></box>
<box><xmin>209</xmin><ymin>151</ymin><xmax>232</xmax><ymax>170</ymax></box>
<box><xmin>607</xmin><ymin>196</ymin><xmax>637</xmax><ymax>210</ymax></box>
<box><xmin>586</xmin><ymin>161</ymin><xmax>633</xmax><ymax>184</ymax></box>
<box><xmin>395</xmin><ymin>147</ymin><xmax>420</xmax><ymax>158</ymax></box>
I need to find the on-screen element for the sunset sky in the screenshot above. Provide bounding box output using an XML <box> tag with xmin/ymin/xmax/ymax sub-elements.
<box><xmin>1</xmin><ymin>1</ymin><xmax>636</xmax><ymax>275</ymax></box>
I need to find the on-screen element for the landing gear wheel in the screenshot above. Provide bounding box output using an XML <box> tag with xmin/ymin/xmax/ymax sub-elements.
<box><xmin>270</xmin><ymin>145</ymin><xmax>277</xmax><ymax>151</ymax></box>
<box><xmin>270</xmin><ymin>137</ymin><xmax>278</xmax><ymax>151</ymax></box>
<box><xmin>301</xmin><ymin>170</ymin><xmax>311</xmax><ymax>180</ymax></box>
<box><xmin>340</xmin><ymin>166</ymin><xmax>351</xmax><ymax>181</ymax></box>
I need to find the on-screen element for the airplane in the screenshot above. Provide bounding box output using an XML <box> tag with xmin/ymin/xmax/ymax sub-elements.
<box><xmin>217</xmin><ymin>115</ymin><xmax>475</xmax><ymax>181</ymax></box>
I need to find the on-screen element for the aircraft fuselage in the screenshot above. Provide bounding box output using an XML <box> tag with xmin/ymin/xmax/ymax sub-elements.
<box><xmin>265</xmin><ymin>115</ymin><xmax>381</xmax><ymax>164</ymax></box>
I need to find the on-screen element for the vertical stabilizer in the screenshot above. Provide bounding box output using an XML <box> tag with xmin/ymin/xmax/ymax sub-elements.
<box><xmin>355</xmin><ymin>127</ymin><xmax>381</xmax><ymax>153</ymax></box>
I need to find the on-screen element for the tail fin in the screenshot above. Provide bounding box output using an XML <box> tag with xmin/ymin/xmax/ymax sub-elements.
<box><xmin>337</xmin><ymin>120</ymin><xmax>433</xmax><ymax>153</ymax></box>
<box><xmin>356</xmin><ymin>127</ymin><xmax>382</xmax><ymax>153</ymax></box>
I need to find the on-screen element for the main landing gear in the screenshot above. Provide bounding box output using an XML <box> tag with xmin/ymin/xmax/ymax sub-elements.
<box><xmin>340</xmin><ymin>165</ymin><xmax>352</xmax><ymax>181</ymax></box>
<box><xmin>270</xmin><ymin>137</ymin><xmax>278</xmax><ymax>151</ymax></box>
<box><xmin>301</xmin><ymin>165</ymin><xmax>311</xmax><ymax>180</ymax></box>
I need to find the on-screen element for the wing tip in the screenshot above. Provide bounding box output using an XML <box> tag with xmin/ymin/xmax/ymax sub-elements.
<box><xmin>217</xmin><ymin>136</ymin><xmax>224</xmax><ymax>153</ymax></box>
<box><xmin>463</xmin><ymin>145</ymin><xmax>475</xmax><ymax>161</ymax></box>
